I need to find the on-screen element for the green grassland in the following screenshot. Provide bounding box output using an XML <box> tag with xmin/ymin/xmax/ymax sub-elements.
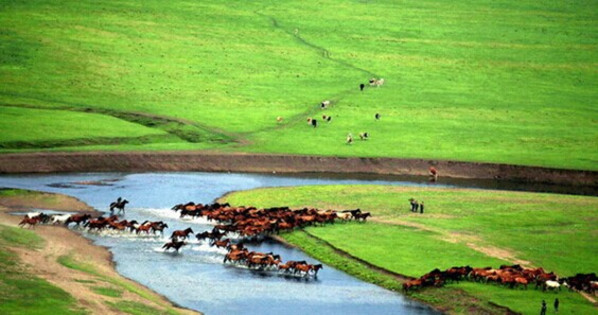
<box><xmin>0</xmin><ymin>224</ymin><xmax>86</xmax><ymax>315</ymax></box>
<box><xmin>223</xmin><ymin>185</ymin><xmax>598</xmax><ymax>313</ymax></box>
<box><xmin>1</xmin><ymin>0</ymin><xmax>597</xmax><ymax>169</ymax></box>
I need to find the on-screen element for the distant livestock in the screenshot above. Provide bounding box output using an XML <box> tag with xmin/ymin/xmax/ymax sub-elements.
<box><xmin>369</xmin><ymin>78</ymin><xmax>384</xmax><ymax>87</ymax></box>
<box><xmin>375</xmin><ymin>113</ymin><xmax>380</xmax><ymax>120</ymax></box>
<box><xmin>359</xmin><ymin>132</ymin><xmax>369</xmax><ymax>140</ymax></box>
<box><xmin>359</xmin><ymin>83</ymin><xmax>365</xmax><ymax>91</ymax></box>
<box><xmin>276</xmin><ymin>116</ymin><xmax>283</xmax><ymax>123</ymax></box>
<box><xmin>346</xmin><ymin>133</ymin><xmax>353</xmax><ymax>144</ymax></box>
<box><xmin>321</xmin><ymin>100</ymin><xmax>330</xmax><ymax>108</ymax></box>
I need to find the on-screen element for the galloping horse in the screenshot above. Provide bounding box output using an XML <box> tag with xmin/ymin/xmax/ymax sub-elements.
<box><xmin>18</xmin><ymin>216</ymin><xmax>40</xmax><ymax>228</ymax></box>
<box><xmin>110</xmin><ymin>198</ymin><xmax>129</xmax><ymax>214</ymax></box>
<box><xmin>162</xmin><ymin>241</ymin><xmax>187</xmax><ymax>253</ymax></box>
<box><xmin>170</xmin><ymin>227</ymin><xmax>194</xmax><ymax>241</ymax></box>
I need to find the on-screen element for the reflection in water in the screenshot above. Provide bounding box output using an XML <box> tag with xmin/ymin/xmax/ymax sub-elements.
<box><xmin>0</xmin><ymin>172</ymin><xmax>448</xmax><ymax>314</ymax></box>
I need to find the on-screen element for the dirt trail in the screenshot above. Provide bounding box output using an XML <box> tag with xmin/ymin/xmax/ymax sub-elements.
<box><xmin>0</xmin><ymin>194</ymin><xmax>198</xmax><ymax>315</ymax></box>
<box><xmin>371</xmin><ymin>217</ymin><xmax>532</xmax><ymax>267</ymax></box>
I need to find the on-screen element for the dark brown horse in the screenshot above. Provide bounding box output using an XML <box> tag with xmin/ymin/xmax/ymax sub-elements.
<box><xmin>170</xmin><ymin>227</ymin><xmax>194</xmax><ymax>240</ymax></box>
<box><xmin>65</xmin><ymin>214</ymin><xmax>91</xmax><ymax>227</ymax></box>
<box><xmin>162</xmin><ymin>241</ymin><xmax>187</xmax><ymax>252</ymax></box>
<box><xmin>109</xmin><ymin>198</ymin><xmax>129</xmax><ymax>214</ymax></box>
<box><xmin>354</xmin><ymin>212</ymin><xmax>371</xmax><ymax>222</ymax></box>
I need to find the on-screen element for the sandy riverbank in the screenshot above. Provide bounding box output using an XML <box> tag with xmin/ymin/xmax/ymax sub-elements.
<box><xmin>0</xmin><ymin>190</ymin><xmax>198</xmax><ymax>315</ymax></box>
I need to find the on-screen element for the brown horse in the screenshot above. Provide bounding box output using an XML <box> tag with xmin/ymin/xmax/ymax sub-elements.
<box><xmin>403</xmin><ymin>279</ymin><xmax>422</xmax><ymax>292</ymax></box>
<box><xmin>18</xmin><ymin>216</ymin><xmax>40</xmax><ymax>228</ymax></box>
<box><xmin>211</xmin><ymin>238</ymin><xmax>230</xmax><ymax>249</ymax></box>
<box><xmin>170</xmin><ymin>227</ymin><xmax>194</xmax><ymax>240</ymax></box>
<box><xmin>162</xmin><ymin>241</ymin><xmax>187</xmax><ymax>252</ymax></box>
<box><xmin>65</xmin><ymin>214</ymin><xmax>91</xmax><ymax>227</ymax></box>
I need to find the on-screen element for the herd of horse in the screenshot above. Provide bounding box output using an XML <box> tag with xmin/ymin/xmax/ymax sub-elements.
<box><xmin>19</xmin><ymin>201</ymin><xmax>368</xmax><ymax>279</ymax></box>
<box><xmin>171</xmin><ymin>201</ymin><xmax>371</xmax><ymax>238</ymax></box>
<box><xmin>403</xmin><ymin>264</ymin><xmax>598</xmax><ymax>295</ymax></box>
<box><xmin>18</xmin><ymin>204</ymin><xmax>597</xmax><ymax>293</ymax></box>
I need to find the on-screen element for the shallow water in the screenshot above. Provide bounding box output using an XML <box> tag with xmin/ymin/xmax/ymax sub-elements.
<box><xmin>0</xmin><ymin>172</ymin><xmax>458</xmax><ymax>314</ymax></box>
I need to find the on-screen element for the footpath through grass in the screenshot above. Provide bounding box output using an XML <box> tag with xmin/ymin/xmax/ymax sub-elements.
<box><xmin>223</xmin><ymin>185</ymin><xmax>598</xmax><ymax>314</ymax></box>
<box><xmin>1</xmin><ymin>1</ymin><xmax>597</xmax><ymax>170</ymax></box>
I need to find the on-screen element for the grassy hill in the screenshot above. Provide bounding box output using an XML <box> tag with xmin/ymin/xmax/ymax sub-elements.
<box><xmin>1</xmin><ymin>0</ymin><xmax>597</xmax><ymax>169</ymax></box>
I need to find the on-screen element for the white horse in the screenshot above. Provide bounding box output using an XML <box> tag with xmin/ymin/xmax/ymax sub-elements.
<box><xmin>50</xmin><ymin>214</ymin><xmax>72</xmax><ymax>225</ymax></box>
<box><xmin>25</xmin><ymin>212</ymin><xmax>41</xmax><ymax>219</ymax></box>
<box><xmin>545</xmin><ymin>280</ymin><xmax>561</xmax><ymax>291</ymax></box>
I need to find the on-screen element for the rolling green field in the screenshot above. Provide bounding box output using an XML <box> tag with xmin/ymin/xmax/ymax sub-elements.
<box><xmin>223</xmin><ymin>185</ymin><xmax>598</xmax><ymax>314</ymax></box>
<box><xmin>1</xmin><ymin>0</ymin><xmax>597</xmax><ymax>169</ymax></box>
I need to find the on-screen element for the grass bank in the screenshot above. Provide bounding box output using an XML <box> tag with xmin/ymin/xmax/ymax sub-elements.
<box><xmin>0</xmin><ymin>224</ymin><xmax>86</xmax><ymax>315</ymax></box>
<box><xmin>223</xmin><ymin>185</ymin><xmax>598</xmax><ymax>314</ymax></box>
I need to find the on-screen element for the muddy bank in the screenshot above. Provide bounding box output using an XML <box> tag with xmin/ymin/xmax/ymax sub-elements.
<box><xmin>0</xmin><ymin>152</ymin><xmax>596</xmax><ymax>187</ymax></box>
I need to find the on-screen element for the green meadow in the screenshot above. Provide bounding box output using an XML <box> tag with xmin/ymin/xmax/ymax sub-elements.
<box><xmin>1</xmin><ymin>0</ymin><xmax>597</xmax><ymax>169</ymax></box>
<box><xmin>223</xmin><ymin>185</ymin><xmax>598</xmax><ymax>313</ymax></box>
<box><xmin>0</xmin><ymin>224</ymin><xmax>86</xmax><ymax>315</ymax></box>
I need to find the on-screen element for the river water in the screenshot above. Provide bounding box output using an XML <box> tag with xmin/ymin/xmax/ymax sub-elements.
<box><xmin>0</xmin><ymin>172</ymin><xmax>473</xmax><ymax>314</ymax></box>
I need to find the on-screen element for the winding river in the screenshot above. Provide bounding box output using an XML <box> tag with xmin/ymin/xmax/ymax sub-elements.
<box><xmin>0</xmin><ymin>172</ymin><xmax>490</xmax><ymax>314</ymax></box>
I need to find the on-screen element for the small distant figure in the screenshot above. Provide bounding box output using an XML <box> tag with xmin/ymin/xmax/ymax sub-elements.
<box><xmin>419</xmin><ymin>201</ymin><xmax>424</xmax><ymax>214</ymax></box>
<box><xmin>322</xmin><ymin>115</ymin><xmax>332</xmax><ymax>122</ymax></box>
<box><xmin>554</xmin><ymin>298</ymin><xmax>559</xmax><ymax>313</ymax></box>
<box><xmin>409</xmin><ymin>198</ymin><xmax>419</xmax><ymax>212</ymax></box>
<box><xmin>321</xmin><ymin>100</ymin><xmax>330</xmax><ymax>109</ymax></box>
<box><xmin>359</xmin><ymin>83</ymin><xmax>365</xmax><ymax>91</ymax></box>
<box><xmin>311</xmin><ymin>118</ymin><xmax>318</xmax><ymax>128</ymax></box>
<box><xmin>307</xmin><ymin>118</ymin><xmax>312</xmax><ymax>125</ymax></box>
<box><xmin>276</xmin><ymin>116</ymin><xmax>283</xmax><ymax>123</ymax></box>
<box><xmin>540</xmin><ymin>300</ymin><xmax>547</xmax><ymax>315</ymax></box>
<box><xmin>346</xmin><ymin>133</ymin><xmax>353</xmax><ymax>144</ymax></box>
<box><xmin>359</xmin><ymin>132</ymin><xmax>369</xmax><ymax>140</ymax></box>
<box><xmin>375</xmin><ymin>113</ymin><xmax>380</xmax><ymax>120</ymax></box>
<box><xmin>429</xmin><ymin>166</ymin><xmax>438</xmax><ymax>182</ymax></box>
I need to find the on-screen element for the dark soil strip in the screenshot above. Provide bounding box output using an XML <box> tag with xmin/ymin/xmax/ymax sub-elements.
<box><xmin>0</xmin><ymin>102</ymin><xmax>238</xmax><ymax>145</ymax></box>
<box><xmin>294</xmin><ymin>232</ymin><xmax>414</xmax><ymax>281</ymax></box>
<box><xmin>0</xmin><ymin>151</ymin><xmax>595</xmax><ymax>188</ymax></box>
<box><xmin>0</xmin><ymin>135</ymin><xmax>177</xmax><ymax>149</ymax></box>
<box><xmin>276</xmin><ymin>232</ymin><xmax>518</xmax><ymax>315</ymax></box>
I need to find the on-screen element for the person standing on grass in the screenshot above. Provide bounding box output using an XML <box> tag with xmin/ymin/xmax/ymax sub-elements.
<box><xmin>540</xmin><ymin>300</ymin><xmax>547</xmax><ymax>315</ymax></box>
<box><xmin>419</xmin><ymin>201</ymin><xmax>424</xmax><ymax>214</ymax></box>
<box><xmin>554</xmin><ymin>298</ymin><xmax>559</xmax><ymax>313</ymax></box>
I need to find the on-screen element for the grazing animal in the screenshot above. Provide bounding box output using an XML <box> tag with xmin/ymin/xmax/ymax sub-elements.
<box><xmin>369</xmin><ymin>78</ymin><xmax>384</xmax><ymax>87</ymax></box>
<box><xmin>311</xmin><ymin>119</ymin><xmax>317</xmax><ymax>128</ymax></box>
<box><xmin>110</xmin><ymin>198</ymin><xmax>129</xmax><ymax>214</ymax></box>
<box><xmin>359</xmin><ymin>83</ymin><xmax>365</xmax><ymax>91</ymax></box>
<box><xmin>162</xmin><ymin>241</ymin><xmax>187</xmax><ymax>253</ymax></box>
<box><xmin>375</xmin><ymin>113</ymin><xmax>380</xmax><ymax>120</ymax></box>
<box><xmin>346</xmin><ymin>133</ymin><xmax>353</xmax><ymax>144</ymax></box>
<box><xmin>321</xmin><ymin>100</ymin><xmax>330</xmax><ymax>108</ymax></box>
<box><xmin>276</xmin><ymin>116</ymin><xmax>283</xmax><ymax>123</ymax></box>
<box><xmin>359</xmin><ymin>132</ymin><xmax>369</xmax><ymax>140</ymax></box>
